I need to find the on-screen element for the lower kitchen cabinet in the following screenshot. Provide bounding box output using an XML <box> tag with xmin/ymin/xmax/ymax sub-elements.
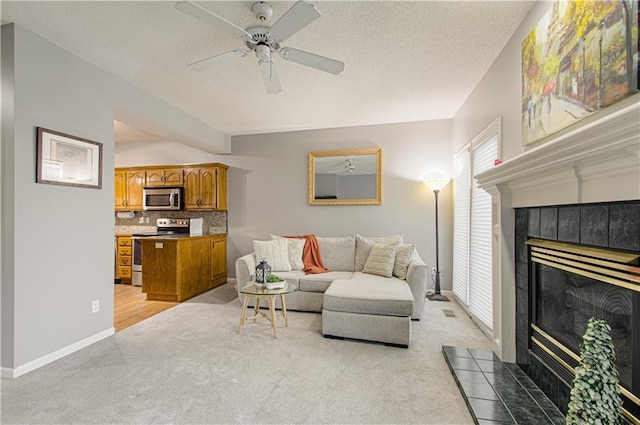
<box><xmin>116</xmin><ymin>236</ymin><xmax>132</xmax><ymax>282</ymax></box>
<box><xmin>140</xmin><ymin>234</ymin><xmax>227</xmax><ymax>302</ymax></box>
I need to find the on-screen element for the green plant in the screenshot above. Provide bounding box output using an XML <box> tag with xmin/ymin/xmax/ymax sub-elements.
<box><xmin>266</xmin><ymin>274</ymin><xmax>280</xmax><ymax>283</ymax></box>
<box><xmin>566</xmin><ymin>317</ymin><xmax>622</xmax><ymax>425</ymax></box>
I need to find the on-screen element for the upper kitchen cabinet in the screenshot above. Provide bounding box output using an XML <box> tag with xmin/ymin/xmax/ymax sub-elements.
<box><xmin>184</xmin><ymin>164</ymin><xmax>228</xmax><ymax>210</ymax></box>
<box><xmin>115</xmin><ymin>169</ymin><xmax>144</xmax><ymax>210</ymax></box>
<box><xmin>145</xmin><ymin>168</ymin><xmax>184</xmax><ymax>187</ymax></box>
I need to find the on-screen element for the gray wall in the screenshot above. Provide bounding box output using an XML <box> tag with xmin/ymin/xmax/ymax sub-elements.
<box><xmin>226</xmin><ymin>120</ymin><xmax>454</xmax><ymax>286</ymax></box>
<box><xmin>1</xmin><ymin>24</ymin><xmax>230</xmax><ymax>373</ymax></box>
<box><xmin>452</xmin><ymin>2</ymin><xmax>552</xmax><ymax>158</ymax></box>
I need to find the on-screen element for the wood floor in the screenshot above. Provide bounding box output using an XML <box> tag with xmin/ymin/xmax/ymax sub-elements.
<box><xmin>114</xmin><ymin>283</ymin><xmax>178</xmax><ymax>332</ymax></box>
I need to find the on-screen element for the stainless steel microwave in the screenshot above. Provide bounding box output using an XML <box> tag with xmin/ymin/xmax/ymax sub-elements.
<box><xmin>142</xmin><ymin>187</ymin><xmax>183</xmax><ymax>211</ymax></box>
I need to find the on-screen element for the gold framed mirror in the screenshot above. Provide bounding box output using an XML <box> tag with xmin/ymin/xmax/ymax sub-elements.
<box><xmin>308</xmin><ymin>148</ymin><xmax>382</xmax><ymax>206</ymax></box>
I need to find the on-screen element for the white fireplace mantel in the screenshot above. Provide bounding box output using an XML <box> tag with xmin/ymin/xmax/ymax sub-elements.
<box><xmin>477</xmin><ymin>98</ymin><xmax>640</xmax><ymax>207</ymax></box>
<box><xmin>473</xmin><ymin>96</ymin><xmax>639</xmax><ymax>362</ymax></box>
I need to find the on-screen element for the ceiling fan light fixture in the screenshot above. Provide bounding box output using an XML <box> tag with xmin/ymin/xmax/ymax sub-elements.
<box><xmin>255</xmin><ymin>44</ymin><xmax>271</xmax><ymax>61</ymax></box>
<box><xmin>251</xmin><ymin>2</ymin><xmax>273</xmax><ymax>22</ymax></box>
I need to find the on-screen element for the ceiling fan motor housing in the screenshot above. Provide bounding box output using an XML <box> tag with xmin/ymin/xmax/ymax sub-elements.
<box><xmin>251</xmin><ymin>2</ymin><xmax>273</xmax><ymax>22</ymax></box>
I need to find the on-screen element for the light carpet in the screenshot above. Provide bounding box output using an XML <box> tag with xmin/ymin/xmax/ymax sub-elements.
<box><xmin>1</xmin><ymin>284</ymin><xmax>492</xmax><ymax>424</ymax></box>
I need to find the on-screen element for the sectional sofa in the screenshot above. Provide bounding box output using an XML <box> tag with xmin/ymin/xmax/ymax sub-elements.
<box><xmin>235</xmin><ymin>235</ymin><xmax>429</xmax><ymax>347</ymax></box>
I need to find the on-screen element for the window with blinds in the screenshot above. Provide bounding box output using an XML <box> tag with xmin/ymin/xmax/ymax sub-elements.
<box><xmin>452</xmin><ymin>121</ymin><xmax>500</xmax><ymax>332</ymax></box>
<box><xmin>452</xmin><ymin>150</ymin><xmax>470</xmax><ymax>306</ymax></box>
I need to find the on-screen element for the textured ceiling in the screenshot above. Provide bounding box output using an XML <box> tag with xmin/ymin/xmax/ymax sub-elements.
<box><xmin>2</xmin><ymin>1</ymin><xmax>534</xmax><ymax>137</ymax></box>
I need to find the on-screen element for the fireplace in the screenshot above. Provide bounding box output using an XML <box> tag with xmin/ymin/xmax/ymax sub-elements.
<box><xmin>515</xmin><ymin>201</ymin><xmax>640</xmax><ymax>423</ymax></box>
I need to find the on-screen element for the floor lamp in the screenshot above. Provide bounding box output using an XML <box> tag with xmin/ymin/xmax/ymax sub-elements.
<box><xmin>423</xmin><ymin>171</ymin><xmax>450</xmax><ymax>302</ymax></box>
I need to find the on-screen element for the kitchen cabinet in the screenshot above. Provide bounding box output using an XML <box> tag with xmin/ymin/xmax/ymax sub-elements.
<box><xmin>184</xmin><ymin>164</ymin><xmax>227</xmax><ymax>210</ymax></box>
<box><xmin>145</xmin><ymin>168</ymin><xmax>184</xmax><ymax>187</ymax></box>
<box><xmin>115</xmin><ymin>170</ymin><xmax>144</xmax><ymax>210</ymax></box>
<box><xmin>116</xmin><ymin>236</ymin><xmax>133</xmax><ymax>282</ymax></box>
<box><xmin>210</xmin><ymin>235</ymin><xmax>227</xmax><ymax>282</ymax></box>
<box><xmin>140</xmin><ymin>234</ymin><xmax>227</xmax><ymax>302</ymax></box>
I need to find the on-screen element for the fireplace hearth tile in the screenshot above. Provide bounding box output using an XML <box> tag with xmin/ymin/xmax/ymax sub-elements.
<box><xmin>558</xmin><ymin>206</ymin><xmax>580</xmax><ymax>243</ymax></box>
<box><xmin>540</xmin><ymin>208</ymin><xmax>558</xmax><ymax>240</ymax></box>
<box><xmin>609</xmin><ymin>202</ymin><xmax>640</xmax><ymax>251</ymax></box>
<box><xmin>459</xmin><ymin>381</ymin><xmax>500</xmax><ymax>400</ymax></box>
<box><xmin>453</xmin><ymin>369</ymin><xmax>489</xmax><ymax>384</ymax></box>
<box><xmin>580</xmin><ymin>204</ymin><xmax>609</xmax><ymax>247</ymax></box>
<box><xmin>544</xmin><ymin>407</ymin><xmax>566</xmax><ymax>425</ymax></box>
<box><xmin>468</xmin><ymin>398</ymin><xmax>514</xmax><ymax>423</ymax></box>
<box><xmin>509</xmin><ymin>403</ymin><xmax>554</xmax><ymax>425</ymax></box>
<box><xmin>469</xmin><ymin>348</ymin><xmax>498</xmax><ymax>360</ymax></box>
<box><xmin>443</xmin><ymin>346</ymin><xmax>564</xmax><ymax>425</ymax></box>
<box><xmin>442</xmin><ymin>346</ymin><xmax>473</xmax><ymax>358</ymax></box>
<box><xmin>476</xmin><ymin>359</ymin><xmax>510</xmax><ymax>374</ymax></box>
<box><xmin>448</xmin><ymin>356</ymin><xmax>481</xmax><ymax>371</ymax></box>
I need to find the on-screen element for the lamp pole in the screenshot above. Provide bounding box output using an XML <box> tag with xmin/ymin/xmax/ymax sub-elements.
<box><xmin>428</xmin><ymin>188</ymin><xmax>448</xmax><ymax>302</ymax></box>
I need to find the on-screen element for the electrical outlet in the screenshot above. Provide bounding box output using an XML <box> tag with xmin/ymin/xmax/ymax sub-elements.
<box><xmin>92</xmin><ymin>300</ymin><xmax>100</xmax><ymax>313</ymax></box>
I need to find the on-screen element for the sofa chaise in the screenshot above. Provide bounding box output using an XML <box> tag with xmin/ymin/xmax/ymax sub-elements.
<box><xmin>235</xmin><ymin>235</ymin><xmax>429</xmax><ymax>347</ymax></box>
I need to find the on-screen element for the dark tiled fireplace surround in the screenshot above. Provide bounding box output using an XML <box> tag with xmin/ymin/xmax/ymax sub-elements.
<box><xmin>515</xmin><ymin>201</ymin><xmax>640</xmax><ymax>423</ymax></box>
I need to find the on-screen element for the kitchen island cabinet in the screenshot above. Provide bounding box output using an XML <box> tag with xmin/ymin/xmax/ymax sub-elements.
<box><xmin>140</xmin><ymin>234</ymin><xmax>227</xmax><ymax>302</ymax></box>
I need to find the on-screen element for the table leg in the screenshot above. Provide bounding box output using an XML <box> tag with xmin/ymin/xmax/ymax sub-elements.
<box><xmin>268</xmin><ymin>295</ymin><xmax>277</xmax><ymax>339</ymax></box>
<box><xmin>280</xmin><ymin>294</ymin><xmax>289</xmax><ymax>327</ymax></box>
<box><xmin>238</xmin><ymin>295</ymin><xmax>250</xmax><ymax>334</ymax></box>
<box><xmin>253</xmin><ymin>296</ymin><xmax>260</xmax><ymax>323</ymax></box>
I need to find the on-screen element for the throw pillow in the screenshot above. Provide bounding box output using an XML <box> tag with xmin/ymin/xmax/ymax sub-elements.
<box><xmin>363</xmin><ymin>241</ymin><xmax>399</xmax><ymax>278</ymax></box>
<box><xmin>253</xmin><ymin>239</ymin><xmax>291</xmax><ymax>272</ymax></box>
<box><xmin>270</xmin><ymin>234</ymin><xmax>305</xmax><ymax>271</ymax></box>
<box><xmin>393</xmin><ymin>244</ymin><xmax>415</xmax><ymax>280</ymax></box>
<box><xmin>355</xmin><ymin>234</ymin><xmax>403</xmax><ymax>271</ymax></box>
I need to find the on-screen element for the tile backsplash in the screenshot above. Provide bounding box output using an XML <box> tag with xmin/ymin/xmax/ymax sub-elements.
<box><xmin>114</xmin><ymin>210</ymin><xmax>227</xmax><ymax>234</ymax></box>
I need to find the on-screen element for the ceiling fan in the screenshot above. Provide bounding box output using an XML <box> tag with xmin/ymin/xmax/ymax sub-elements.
<box><xmin>175</xmin><ymin>1</ymin><xmax>345</xmax><ymax>94</ymax></box>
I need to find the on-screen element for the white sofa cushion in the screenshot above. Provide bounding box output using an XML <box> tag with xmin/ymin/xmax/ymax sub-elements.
<box><xmin>363</xmin><ymin>241</ymin><xmax>399</xmax><ymax>278</ymax></box>
<box><xmin>355</xmin><ymin>234</ymin><xmax>403</xmax><ymax>271</ymax></box>
<box><xmin>270</xmin><ymin>234</ymin><xmax>305</xmax><ymax>270</ymax></box>
<box><xmin>253</xmin><ymin>239</ymin><xmax>291</xmax><ymax>272</ymax></box>
<box><xmin>300</xmin><ymin>271</ymin><xmax>354</xmax><ymax>293</ymax></box>
<box><xmin>317</xmin><ymin>236</ymin><xmax>356</xmax><ymax>271</ymax></box>
<box><xmin>393</xmin><ymin>244</ymin><xmax>415</xmax><ymax>280</ymax></box>
<box><xmin>324</xmin><ymin>277</ymin><xmax>414</xmax><ymax>317</ymax></box>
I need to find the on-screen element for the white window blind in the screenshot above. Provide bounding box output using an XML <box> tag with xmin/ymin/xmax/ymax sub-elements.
<box><xmin>468</xmin><ymin>135</ymin><xmax>498</xmax><ymax>330</ymax></box>
<box><xmin>452</xmin><ymin>150</ymin><xmax>470</xmax><ymax>306</ymax></box>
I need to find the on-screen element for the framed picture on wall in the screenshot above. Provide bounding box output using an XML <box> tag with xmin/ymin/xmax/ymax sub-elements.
<box><xmin>521</xmin><ymin>1</ymin><xmax>639</xmax><ymax>146</ymax></box>
<box><xmin>36</xmin><ymin>127</ymin><xmax>103</xmax><ymax>189</ymax></box>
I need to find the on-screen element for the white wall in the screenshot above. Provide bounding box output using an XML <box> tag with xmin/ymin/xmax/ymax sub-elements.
<box><xmin>1</xmin><ymin>24</ymin><xmax>230</xmax><ymax>375</ymax></box>
<box><xmin>226</xmin><ymin>120</ymin><xmax>454</xmax><ymax>287</ymax></box>
<box><xmin>115</xmin><ymin>140</ymin><xmax>223</xmax><ymax>167</ymax></box>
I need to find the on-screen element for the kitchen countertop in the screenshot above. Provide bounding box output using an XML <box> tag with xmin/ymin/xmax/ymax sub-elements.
<box><xmin>115</xmin><ymin>225</ymin><xmax>226</xmax><ymax>235</ymax></box>
<box><xmin>137</xmin><ymin>233</ymin><xmax>226</xmax><ymax>240</ymax></box>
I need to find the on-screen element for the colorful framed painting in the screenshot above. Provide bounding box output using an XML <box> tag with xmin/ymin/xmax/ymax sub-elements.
<box><xmin>37</xmin><ymin>127</ymin><xmax>103</xmax><ymax>189</ymax></box>
<box><xmin>522</xmin><ymin>1</ymin><xmax>639</xmax><ymax>145</ymax></box>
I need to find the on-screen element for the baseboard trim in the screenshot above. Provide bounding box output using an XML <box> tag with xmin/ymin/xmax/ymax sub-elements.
<box><xmin>1</xmin><ymin>327</ymin><xmax>115</xmax><ymax>379</ymax></box>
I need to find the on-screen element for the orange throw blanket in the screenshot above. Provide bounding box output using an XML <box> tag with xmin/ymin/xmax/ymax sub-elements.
<box><xmin>285</xmin><ymin>234</ymin><xmax>330</xmax><ymax>274</ymax></box>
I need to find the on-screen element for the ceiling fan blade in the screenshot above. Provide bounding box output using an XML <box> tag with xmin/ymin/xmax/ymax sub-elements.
<box><xmin>279</xmin><ymin>47</ymin><xmax>344</xmax><ymax>75</ymax></box>
<box><xmin>188</xmin><ymin>50</ymin><xmax>248</xmax><ymax>71</ymax></box>
<box><xmin>269</xmin><ymin>1</ymin><xmax>321</xmax><ymax>42</ymax></box>
<box><xmin>259</xmin><ymin>60</ymin><xmax>282</xmax><ymax>94</ymax></box>
<box><xmin>175</xmin><ymin>1</ymin><xmax>252</xmax><ymax>40</ymax></box>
